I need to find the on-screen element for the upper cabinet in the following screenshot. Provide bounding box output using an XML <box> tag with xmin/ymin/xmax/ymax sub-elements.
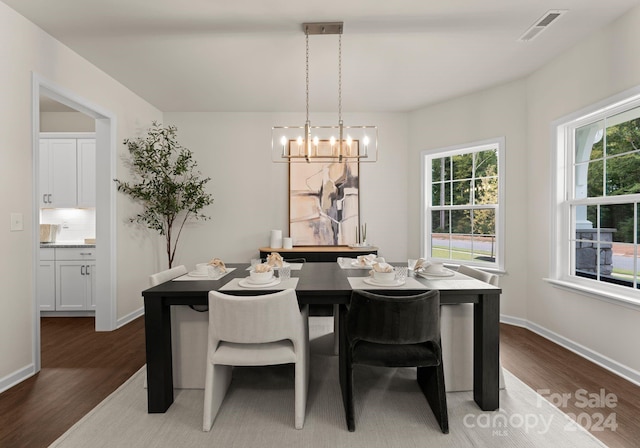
<box><xmin>77</xmin><ymin>139</ymin><xmax>96</xmax><ymax>207</ymax></box>
<box><xmin>40</xmin><ymin>134</ymin><xmax>96</xmax><ymax>208</ymax></box>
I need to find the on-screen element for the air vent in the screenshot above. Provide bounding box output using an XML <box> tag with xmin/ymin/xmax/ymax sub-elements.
<box><xmin>518</xmin><ymin>9</ymin><xmax>567</xmax><ymax>42</ymax></box>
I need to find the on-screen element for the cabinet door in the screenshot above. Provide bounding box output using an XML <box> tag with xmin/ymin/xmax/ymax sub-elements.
<box><xmin>86</xmin><ymin>262</ymin><xmax>96</xmax><ymax>309</ymax></box>
<box><xmin>56</xmin><ymin>261</ymin><xmax>88</xmax><ymax>310</ymax></box>
<box><xmin>39</xmin><ymin>140</ymin><xmax>51</xmax><ymax>207</ymax></box>
<box><xmin>77</xmin><ymin>139</ymin><xmax>96</xmax><ymax>207</ymax></box>
<box><xmin>49</xmin><ymin>139</ymin><xmax>77</xmax><ymax>208</ymax></box>
<box><xmin>38</xmin><ymin>261</ymin><xmax>56</xmax><ymax>310</ymax></box>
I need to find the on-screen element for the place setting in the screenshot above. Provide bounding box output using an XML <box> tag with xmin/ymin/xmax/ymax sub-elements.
<box><xmin>337</xmin><ymin>253</ymin><xmax>384</xmax><ymax>269</ymax></box>
<box><xmin>173</xmin><ymin>258</ymin><xmax>236</xmax><ymax>281</ymax></box>
<box><xmin>221</xmin><ymin>260</ymin><xmax>298</xmax><ymax>291</ymax></box>
<box><xmin>411</xmin><ymin>258</ymin><xmax>456</xmax><ymax>279</ymax></box>
<box><xmin>348</xmin><ymin>262</ymin><xmax>427</xmax><ymax>290</ymax></box>
<box><xmin>246</xmin><ymin>252</ymin><xmax>304</xmax><ymax>271</ymax></box>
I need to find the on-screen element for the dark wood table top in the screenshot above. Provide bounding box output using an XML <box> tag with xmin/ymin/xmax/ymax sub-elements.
<box><xmin>142</xmin><ymin>262</ymin><xmax>501</xmax><ymax>305</ymax></box>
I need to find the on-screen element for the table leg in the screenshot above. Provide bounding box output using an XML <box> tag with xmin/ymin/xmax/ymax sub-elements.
<box><xmin>144</xmin><ymin>297</ymin><xmax>174</xmax><ymax>413</ymax></box>
<box><xmin>473</xmin><ymin>293</ymin><xmax>500</xmax><ymax>410</ymax></box>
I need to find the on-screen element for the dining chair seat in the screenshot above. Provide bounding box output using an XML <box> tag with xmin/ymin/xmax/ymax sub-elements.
<box><xmin>212</xmin><ymin>340</ymin><xmax>297</xmax><ymax>365</ymax></box>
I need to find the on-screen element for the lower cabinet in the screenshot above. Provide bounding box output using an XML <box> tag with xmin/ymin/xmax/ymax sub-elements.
<box><xmin>38</xmin><ymin>260</ymin><xmax>56</xmax><ymax>311</ymax></box>
<box><xmin>40</xmin><ymin>247</ymin><xmax>96</xmax><ymax>312</ymax></box>
<box><xmin>56</xmin><ymin>261</ymin><xmax>96</xmax><ymax>311</ymax></box>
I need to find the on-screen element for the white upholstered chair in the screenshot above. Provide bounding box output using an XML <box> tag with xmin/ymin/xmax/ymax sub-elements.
<box><xmin>203</xmin><ymin>289</ymin><xmax>309</xmax><ymax>431</ymax></box>
<box><xmin>149</xmin><ymin>265</ymin><xmax>209</xmax><ymax>389</ymax></box>
<box><xmin>440</xmin><ymin>264</ymin><xmax>506</xmax><ymax>391</ymax></box>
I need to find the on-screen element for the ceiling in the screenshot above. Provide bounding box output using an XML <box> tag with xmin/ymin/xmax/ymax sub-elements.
<box><xmin>6</xmin><ymin>0</ymin><xmax>640</xmax><ymax>113</ymax></box>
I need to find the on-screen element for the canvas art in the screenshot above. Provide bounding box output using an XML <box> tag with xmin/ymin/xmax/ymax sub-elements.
<box><xmin>289</xmin><ymin>141</ymin><xmax>360</xmax><ymax>246</ymax></box>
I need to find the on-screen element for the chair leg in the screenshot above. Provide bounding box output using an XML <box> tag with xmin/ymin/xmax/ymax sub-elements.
<box><xmin>202</xmin><ymin>363</ymin><xmax>232</xmax><ymax>431</ymax></box>
<box><xmin>333</xmin><ymin>304</ymin><xmax>339</xmax><ymax>356</ymax></box>
<box><xmin>417</xmin><ymin>365</ymin><xmax>449</xmax><ymax>434</ymax></box>
<box><xmin>294</xmin><ymin>356</ymin><xmax>308</xmax><ymax>429</ymax></box>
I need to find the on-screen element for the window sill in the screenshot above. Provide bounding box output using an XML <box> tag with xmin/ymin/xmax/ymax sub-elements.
<box><xmin>544</xmin><ymin>278</ymin><xmax>640</xmax><ymax>311</ymax></box>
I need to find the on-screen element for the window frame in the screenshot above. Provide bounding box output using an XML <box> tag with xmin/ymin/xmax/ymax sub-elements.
<box><xmin>550</xmin><ymin>86</ymin><xmax>640</xmax><ymax>309</ymax></box>
<box><xmin>420</xmin><ymin>137</ymin><xmax>505</xmax><ymax>272</ymax></box>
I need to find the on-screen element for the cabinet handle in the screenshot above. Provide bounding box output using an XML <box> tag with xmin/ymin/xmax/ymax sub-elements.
<box><xmin>81</xmin><ymin>265</ymin><xmax>85</xmax><ymax>275</ymax></box>
<box><xmin>80</xmin><ymin>252</ymin><xmax>92</xmax><ymax>256</ymax></box>
<box><xmin>42</xmin><ymin>194</ymin><xmax>47</xmax><ymax>204</ymax></box>
<box><xmin>85</xmin><ymin>265</ymin><xmax>90</xmax><ymax>275</ymax></box>
<box><xmin>47</xmin><ymin>194</ymin><xmax>52</xmax><ymax>203</ymax></box>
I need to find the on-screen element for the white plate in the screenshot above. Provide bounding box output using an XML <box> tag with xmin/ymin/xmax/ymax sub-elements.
<box><xmin>238</xmin><ymin>278</ymin><xmax>282</xmax><ymax>288</ymax></box>
<box><xmin>188</xmin><ymin>271</ymin><xmax>211</xmax><ymax>278</ymax></box>
<box><xmin>417</xmin><ymin>269</ymin><xmax>455</xmax><ymax>278</ymax></box>
<box><xmin>363</xmin><ymin>277</ymin><xmax>406</xmax><ymax>287</ymax></box>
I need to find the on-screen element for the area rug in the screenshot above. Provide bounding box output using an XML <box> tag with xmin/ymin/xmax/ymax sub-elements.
<box><xmin>49</xmin><ymin>318</ymin><xmax>606</xmax><ymax>448</ymax></box>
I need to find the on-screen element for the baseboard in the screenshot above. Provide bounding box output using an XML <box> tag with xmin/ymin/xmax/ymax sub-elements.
<box><xmin>0</xmin><ymin>364</ymin><xmax>36</xmax><ymax>394</ymax></box>
<box><xmin>500</xmin><ymin>314</ymin><xmax>640</xmax><ymax>387</ymax></box>
<box><xmin>117</xmin><ymin>307</ymin><xmax>144</xmax><ymax>329</ymax></box>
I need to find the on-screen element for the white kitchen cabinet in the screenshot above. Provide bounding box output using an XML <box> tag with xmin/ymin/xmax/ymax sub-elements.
<box><xmin>77</xmin><ymin>139</ymin><xmax>96</xmax><ymax>207</ymax></box>
<box><xmin>39</xmin><ymin>134</ymin><xmax>96</xmax><ymax>208</ymax></box>
<box><xmin>42</xmin><ymin>247</ymin><xmax>96</xmax><ymax>312</ymax></box>
<box><xmin>39</xmin><ymin>138</ymin><xmax>77</xmax><ymax>208</ymax></box>
<box><xmin>38</xmin><ymin>249</ymin><xmax>56</xmax><ymax>311</ymax></box>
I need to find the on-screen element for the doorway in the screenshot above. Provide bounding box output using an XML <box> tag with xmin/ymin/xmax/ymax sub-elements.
<box><xmin>32</xmin><ymin>74</ymin><xmax>117</xmax><ymax>372</ymax></box>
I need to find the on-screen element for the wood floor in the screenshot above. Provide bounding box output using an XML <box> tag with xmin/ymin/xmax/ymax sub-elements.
<box><xmin>1</xmin><ymin>318</ymin><xmax>638</xmax><ymax>448</ymax></box>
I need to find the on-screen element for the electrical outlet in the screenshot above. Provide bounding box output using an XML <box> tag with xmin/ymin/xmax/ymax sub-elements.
<box><xmin>10</xmin><ymin>213</ymin><xmax>23</xmax><ymax>231</ymax></box>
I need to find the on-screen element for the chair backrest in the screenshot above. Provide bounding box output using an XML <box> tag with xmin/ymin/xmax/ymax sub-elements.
<box><xmin>347</xmin><ymin>289</ymin><xmax>440</xmax><ymax>346</ymax></box>
<box><xmin>149</xmin><ymin>265</ymin><xmax>188</xmax><ymax>287</ymax></box>
<box><xmin>457</xmin><ymin>265</ymin><xmax>499</xmax><ymax>286</ymax></box>
<box><xmin>208</xmin><ymin>289</ymin><xmax>303</xmax><ymax>344</ymax></box>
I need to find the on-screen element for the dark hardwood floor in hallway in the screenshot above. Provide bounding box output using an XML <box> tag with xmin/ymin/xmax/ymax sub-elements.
<box><xmin>0</xmin><ymin>317</ymin><xmax>145</xmax><ymax>448</ymax></box>
<box><xmin>0</xmin><ymin>318</ymin><xmax>638</xmax><ymax>447</ymax></box>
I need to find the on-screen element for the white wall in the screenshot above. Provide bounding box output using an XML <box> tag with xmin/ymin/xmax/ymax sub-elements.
<box><xmin>524</xmin><ymin>6</ymin><xmax>640</xmax><ymax>375</ymax></box>
<box><xmin>40</xmin><ymin>111</ymin><xmax>95</xmax><ymax>132</ymax></box>
<box><xmin>163</xmin><ymin>112</ymin><xmax>409</xmax><ymax>268</ymax></box>
<box><xmin>0</xmin><ymin>2</ymin><xmax>162</xmax><ymax>388</ymax></box>
<box><xmin>408</xmin><ymin>80</ymin><xmax>529</xmax><ymax>319</ymax></box>
<box><xmin>408</xmin><ymin>4</ymin><xmax>640</xmax><ymax>379</ymax></box>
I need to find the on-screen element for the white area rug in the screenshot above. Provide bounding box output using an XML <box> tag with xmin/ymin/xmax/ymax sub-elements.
<box><xmin>49</xmin><ymin>318</ymin><xmax>606</xmax><ymax>448</ymax></box>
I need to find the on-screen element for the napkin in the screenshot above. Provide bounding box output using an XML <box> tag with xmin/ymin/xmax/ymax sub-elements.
<box><xmin>254</xmin><ymin>263</ymin><xmax>273</xmax><ymax>273</ymax></box>
<box><xmin>372</xmin><ymin>262</ymin><xmax>394</xmax><ymax>273</ymax></box>
<box><xmin>266</xmin><ymin>252</ymin><xmax>284</xmax><ymax>267</ymax></box>
<box><xmin>356</xmin><ymin>254</ymin><xmax>379</xmax><ymax>266</ymax></box>
<box><xmin>207</xmin><ymin>257</ymin><xmax>227</xmax><ymax>273</ymax></box>
<box><xmin>413</xmin><ymin>258</ymin><xmax>430</xmax><ymax>272</ymax></box>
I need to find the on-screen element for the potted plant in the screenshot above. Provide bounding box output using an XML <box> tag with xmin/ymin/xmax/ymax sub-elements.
<box><xmin>115</xmin><ymin>122</ymin><xmax>213</xmax><ymax>268</ymax></box>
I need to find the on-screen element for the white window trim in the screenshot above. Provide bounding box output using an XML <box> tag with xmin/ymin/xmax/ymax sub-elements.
<box><xmin>420</xmin><ymin>137</ymin><xmax>506</xmax><ymax>272</ymax></box>
<box><xmin>549</xmin><ymin>85</ymin><xmax>640</xmax><ymax>309</ymax></box>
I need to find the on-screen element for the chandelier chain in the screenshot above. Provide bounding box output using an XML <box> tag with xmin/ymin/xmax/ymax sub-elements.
<box><xmin>338</xmin><ymin>33</ymin><xmax>342</xmax><ymax>123</ymax></box>
<box><xmin>305</xmin><ymin>31</ymin><xmax>310</xmax><ymax>123</ymax></box>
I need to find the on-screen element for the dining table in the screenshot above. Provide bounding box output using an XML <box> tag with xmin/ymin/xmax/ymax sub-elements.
<box><xmin>141</xmin><ymin>261</ymin><xmax>502</xmax><ymax>414</ymax></box>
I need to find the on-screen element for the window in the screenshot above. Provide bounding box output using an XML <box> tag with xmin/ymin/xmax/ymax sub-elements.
<box><xmin>421</xmin><ymin>138</ymin><xmax>505</xmax><ymax>270</ymax></box>
<box><xmin>552</xmin><ymin>89</ymin><xmax>640</xmax><ymax>305</ymax></box>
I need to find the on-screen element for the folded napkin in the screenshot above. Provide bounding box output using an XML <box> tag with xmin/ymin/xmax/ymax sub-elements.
<box><xmin>254</xmin><ymin>263</ymin><xmax>273</xmax><ymax>273</ymax></box>
<box><xmin>371</xmin><ymin>262</ymin><xmax>394</xmax><ymax>273</ymax></box>
<box><xmin>357</xmin><ymin>254</ymin><xmax>385</xmax><ymax>267</ymax></box>
<box><xmin>207</xmin><ymin>257</ymin><xmax>227</xmax><ymax>273</ymax></box>
<box><xmin>414</xmin><ymin>258</ymin><xmax>431</xmax><ymax>273</ymax></box>
<box><xmin>266</xmin><ymin>252</ymin><xmax>284</xmax><ymax>267</ymax></box>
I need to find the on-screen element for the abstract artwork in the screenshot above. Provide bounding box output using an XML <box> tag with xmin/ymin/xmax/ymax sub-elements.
<box><xmin>289</xmin><ymin>142</ymin><xmax>360</xmax><ymax>246</ymax></box>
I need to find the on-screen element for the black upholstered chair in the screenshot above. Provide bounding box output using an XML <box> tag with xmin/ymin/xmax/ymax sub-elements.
<box><xmin>339</xmin><ymin>289</ymin><xmax>449</xmax><ymax>433</ymax></box>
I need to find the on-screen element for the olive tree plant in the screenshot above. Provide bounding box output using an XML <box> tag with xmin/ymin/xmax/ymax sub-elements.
<box><xmin>115</xmin><ymin>122</ymin><xmax>213</xmax><ymax>268</ymax></box>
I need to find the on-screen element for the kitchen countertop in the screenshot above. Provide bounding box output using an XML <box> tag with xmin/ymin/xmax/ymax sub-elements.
<box><xmin>40</xmin><ymin>243</ymin><xmax>96</xmax><ymax>248</ymax></box>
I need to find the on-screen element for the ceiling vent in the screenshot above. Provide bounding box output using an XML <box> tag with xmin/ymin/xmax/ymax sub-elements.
<box><xmin>518</xmin><ymin>9</ymin><xmax>567</xmax><ymax>42</ymax></box>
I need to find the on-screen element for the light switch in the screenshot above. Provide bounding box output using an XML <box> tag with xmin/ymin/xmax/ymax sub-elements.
<box><xmin>10</xmin><ymin>213</ymin><xmax>24</xmax><ymax>231</ymax></box>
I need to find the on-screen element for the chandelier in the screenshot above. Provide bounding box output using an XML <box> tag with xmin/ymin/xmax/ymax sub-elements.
<box><xmin>272</xmin><ymin>22</ymin><xmax>378</xmax><ymax>163</ymax></box>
